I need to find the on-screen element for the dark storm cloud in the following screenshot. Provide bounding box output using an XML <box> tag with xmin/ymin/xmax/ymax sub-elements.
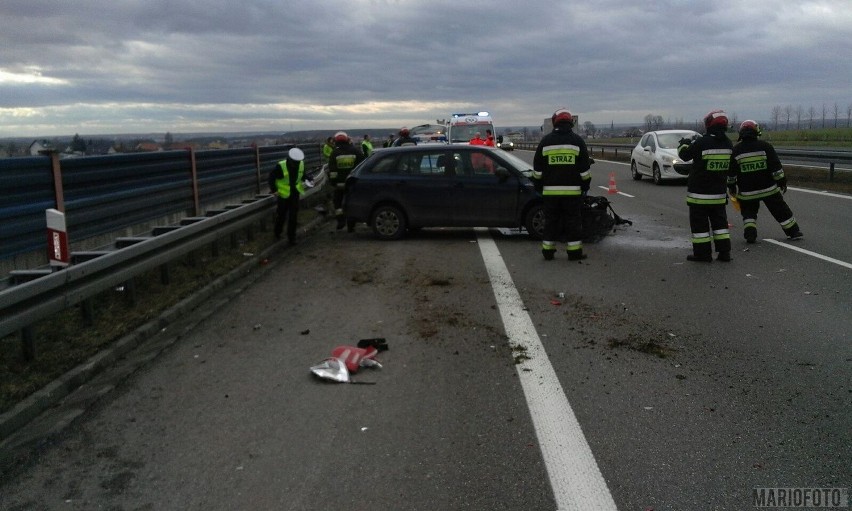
<box><xmin>1</xmin><ymin>0</ymin><xmax>850</xmax><ymax>136</ymax></box>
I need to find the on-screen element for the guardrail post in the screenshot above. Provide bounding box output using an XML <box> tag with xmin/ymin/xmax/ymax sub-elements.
<box><xmin>188</xmin><ymin>147</ymin><xmax>200</xmax><ymax>216</ymax></box>
<box><xmin>82</xmin><ymin>299</ymin><xmax>95</xmax><ymax>326</ymax></box>
<box><xmin>160</xmin><ymin>263</ymin><xmax>170</xmax><ymax>285</ymax></box>
<box><xmin>829</xmin><ymin>162</ymin><xmax>835</xmax><ymax>182</ymax></box>
<box><xmin>253</xmin><ymin>143</ymin><xmax>262</xmax><ymax>195</ymax></box>
<box><xmin>39</xmin><ymin>149</ymin><xmax>65</xmax><ymax>212</ymax></box>
<box><xmin>22</xmin><ymin>327</ymin><xmax>36</xmax><ymax>361</ymax></box>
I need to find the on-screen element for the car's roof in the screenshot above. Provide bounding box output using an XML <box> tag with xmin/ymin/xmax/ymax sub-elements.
<box><xmin>648</xmin><ymin>129</ymin><xmax>699</xmax><ymax>135</ymax></box>
<box><xmin>372</xmin><ymin>144</ymin><xmax>499</xmax><ymax>153</ymax></box>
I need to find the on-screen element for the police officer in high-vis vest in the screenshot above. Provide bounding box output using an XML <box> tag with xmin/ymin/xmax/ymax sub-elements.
<box><xmin>728</xmin><ymin>120</ymin><xmax>803</xmax><ymax>243</ymax></box>
<box><xmin>678</xmin><ymin>110</ymin><xmax>734</xmax><ymax>262</ymax></box>
<box><xmin>268</xmin><ymin>147</ymin><xmax>306</xmax><ymax>244</ymax></box>
<box><xmin>532</xmin><ymin>108</ymin><xmax>592</xmax><ymax>261</ymax></box>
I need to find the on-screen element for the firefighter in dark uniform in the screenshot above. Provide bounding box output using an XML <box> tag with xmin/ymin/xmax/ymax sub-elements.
<box><xmin>268</xmin><ymin>147</ymin><xmax>306</xmax><ymax>244</ymax></box>
<box><xmin>678</xmin><ymin>109</ymin><xmax>734</xmax><ymax>262</ymax></box>
<box><xmin>328</xmin><ymin>131</ymin><xmax>364</xmax><ymax>230</ymax></box>
<box><xmin>532</xmin><ymin>109</ymin><xmax>592</xmax><ymax>261</ymax></box>
<box><xmin>392</xmin><ymin>127</ymin><xmax>417</xmax><ymax>147</ymax></box>
<box><xmin>728</xmin><ymin>120</ymin><xmax>803</xmax><ymax>243</ymax></box>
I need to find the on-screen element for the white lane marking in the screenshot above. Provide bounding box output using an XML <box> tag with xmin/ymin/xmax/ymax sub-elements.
<box><xmin>596</xmin><ymin>186</ymin><xmax>634</xmax><ymax>198</ymax></box>
<box><xmin>786</xmin><ymin>187</ymin><xmax>852</xmax><ymax>199</ymax></box>
<box><xmin>476</xmin><ymin>229</ymin><xmax>618</xmax><ymax>511</ymax></box>
<box><xmin>763</xmin><ymin>239</ymin><xmax>852</xmax><ymax>269</ymax></box>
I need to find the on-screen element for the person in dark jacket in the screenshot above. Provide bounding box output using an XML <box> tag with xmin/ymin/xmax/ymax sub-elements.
<box><xmin>328</xmin><ymin>131</ymin><xmax>365</xmax><ymax>229</ymax></box>
<box><xmin>268</xmin><ymin>147</ymin><xmax>307</xmax><ymax>244</ymax></box>
<box><xmin>532</xmin><ymin>108</ymin><xmax>592</xmax><ymax>261</ymax></box>
<box><xmin>392</xmin><ymin>127</ymin><xmax>417</xmax><ymax>147</ymax></box>
<box><xmin>728</xmin><ymin>120</ymin><xmax>803</xmax><ymax>243</ymax></box>
<box><xmin>678</xmin><ymin>110</ymin><xmax>734</xmax><ymax>262</ymax></box>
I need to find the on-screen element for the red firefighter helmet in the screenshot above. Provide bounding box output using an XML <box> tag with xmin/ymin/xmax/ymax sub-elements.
<box><xmin>703</xmin><ymin>110</ymin><xmax>729</xmax><ymax>130</ymax></box>
<box><xmin>552</xmin><ymin>108</ymin><xmax>574</xmax><ymax>127</ymax></box>
<box><xmin>738</xmin><ymin>120</ymin><xmax>761</xmax><ymax>138</ymax></box>
<box><xmin>333</xmin><ymin>131</ymin><xmax>349</xmax><ymax>143</ymax></box>
<box><xmin>399</xmin><ymin>127</ymin><xmax>410</xmax><ymax>137</ymax></box>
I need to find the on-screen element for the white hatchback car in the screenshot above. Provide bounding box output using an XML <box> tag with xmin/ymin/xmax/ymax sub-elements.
<box><xmin>630</xmin><ymin>130</ymin><xmax>699</xmax><ymax>184</ymax></box>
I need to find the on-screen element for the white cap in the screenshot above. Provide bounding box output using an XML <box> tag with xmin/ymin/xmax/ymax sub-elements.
<box><xmin>288</xmin><ymin>147</ymin><xmax>305</xmax><ymax>161</ymax></box>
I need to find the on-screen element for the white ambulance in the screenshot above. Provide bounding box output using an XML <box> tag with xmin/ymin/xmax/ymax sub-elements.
<box><xmin>445</xmin><ymin>112</ymin><xmax>495</xmax><ymax>144</ymax></box>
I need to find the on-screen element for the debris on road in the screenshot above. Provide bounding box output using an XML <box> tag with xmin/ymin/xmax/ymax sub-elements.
<box><xmin>310</xmin><ymin>339</ymin><xmax>388</xmax><ymax>384</ymax></box>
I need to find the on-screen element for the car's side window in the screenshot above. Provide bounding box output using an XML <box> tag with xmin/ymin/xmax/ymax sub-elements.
<box><xmin>470</xmin><ymin>150</ymin><xmax>497</xmax><ymax>176</ymax></box>
<box><xmin>452</xmin><ymin>152</ymin><xmax>471</xmax><ymax>176</ymax></box>
<box><xmin>400</xmin><ymin>152</ymin><xmax>452</xmax><ymax>176</ymax></box>
<box><xmin>367</xmin><ymin>156</ymin><xmax>400</xmax><ymax>175</ymax></box>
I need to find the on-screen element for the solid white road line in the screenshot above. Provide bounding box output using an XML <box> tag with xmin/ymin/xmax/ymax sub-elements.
<box><xmin>786</xmin><ymin>187</ymin><xmax>852</xmax><ymax>199</ymax></box>
<box><xmin>476</xmin><ymin>229</ymin><xmax>618</xmax><ymax>511</ymax></box>
<box><xmin>763</xmin><ymin>239</ymin><xmax>852</xmax><ymax>269</ymax></box>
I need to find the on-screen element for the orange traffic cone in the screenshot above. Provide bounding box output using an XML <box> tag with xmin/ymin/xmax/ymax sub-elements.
<box><xmin>607</xmin><ymin>172</ymin><xmax>618</xmax><ymax>194</ymax></box>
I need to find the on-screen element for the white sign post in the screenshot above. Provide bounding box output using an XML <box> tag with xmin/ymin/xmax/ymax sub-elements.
<box><xmin>46</xmin><ymin>208</ymin><xmax>69</xmax><ymax>268</ymax></box>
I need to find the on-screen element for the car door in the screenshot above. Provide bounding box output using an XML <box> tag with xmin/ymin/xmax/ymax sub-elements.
<box><xmin>449</xmin><ymin>149</ymin><xmax>521</xmax><ymax>226</ymax></box>
<box><xmin>392</xmin><ymin>150</ymin><xmax>457</xmax><ymax>226</ymax></box>
<box><xmin>636</xmin><ymin>133</ymin><xmax>656</xmax><ymax>175</ymax></box>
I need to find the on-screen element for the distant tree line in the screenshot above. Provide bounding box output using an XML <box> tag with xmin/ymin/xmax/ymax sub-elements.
<box><xmin>769</xmin><ymin>103</ymin><xmax>852</xmax><ymax>130</ymax></box>
<box><xmin>634</xmin><ymin>101</ymin><xmax>852</xmax><ymax>135</ymax></box>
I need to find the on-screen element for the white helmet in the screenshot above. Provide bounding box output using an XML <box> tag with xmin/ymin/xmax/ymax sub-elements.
<box><xmin>288</xmin><ymin>147</ymin><xmax>305</xmax><ymax>161</ymax></box>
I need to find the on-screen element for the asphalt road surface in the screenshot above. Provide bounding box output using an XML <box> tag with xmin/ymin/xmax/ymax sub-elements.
<box><xmin>0</xmin><ymin>152</ymin><xmax>849</xmax><ymax>510</ymax></box>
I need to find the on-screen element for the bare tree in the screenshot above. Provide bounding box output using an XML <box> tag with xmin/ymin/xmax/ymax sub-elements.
<box><xmin>645</xmin><ymin>114</ymin><xmax>664</xmax><ymax>131</ymax></box>
<box><xmin>795</xmin><ymin>106</ymin><xmax>804</xmax><ymax>129</ymax></box>
<box><xmin>807</xmin><ymin>106</ymin><xmax>816</xmax><ymax>129</ymax></box>
<box><xmin>821</xmin><ymin>103</ymin><xmax>827</xmax><ymax>128</ymax></box>
<box><xmin>784</xmin><ymin>105</ymin><xmax>792</xmax><ymax>129</ymax></box>
<box><xmin>770</xmin><ymin>105</ymin><xmax>782</xmax><ymax>130</ymax></box>
<box><xmin>728</xmin><ymin>112</ymin><xmax>738</xmax><ymax>132</ymax></box>
<box><xmin>833</xmin><ymin>103</ymin><xmax>839</xmax><ymax>128</ymax></box>
<box><xmin>847</xmin><ymin>104</ymin><xmax>852</xmax><ymax>128</ymax></box>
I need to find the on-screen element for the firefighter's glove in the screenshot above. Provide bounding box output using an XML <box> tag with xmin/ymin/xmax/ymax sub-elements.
<box><xmin>678</xmin><ymin>137</ymin><xmax>692</xmax><ymax>148</ymax></box>
<box><xmin>778</xmin><ymin>178</ymin><xmax>788</xmax><ymax>193</ymax></box>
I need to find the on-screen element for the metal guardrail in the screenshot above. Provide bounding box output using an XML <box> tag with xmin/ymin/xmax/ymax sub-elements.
<box><xmin>513</xmin><ymin>142</ymin><xmax>852</xmax><ymax>179</ymax></box>
<box><xmin>0</xmin><ymin>196</ymin><xmax>271</xmax><ymax>340</ymax></box>
<box><xmin>0</xmin><ymin>165</ymin><xmax>328</xmax><ymax>357</ymax></box>
<box><xmin>0</xmin><ymin>143</ymin><xmax>323</xmax><ymax>263</ymax></box>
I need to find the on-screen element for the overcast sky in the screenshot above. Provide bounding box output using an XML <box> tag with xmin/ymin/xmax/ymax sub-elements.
<box><xmin>1</xmin><ymin>0</ymin><xmax>851</xmax><ymax>138</ymax></box>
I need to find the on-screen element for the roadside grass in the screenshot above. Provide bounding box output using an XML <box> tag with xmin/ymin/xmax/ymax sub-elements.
<box><xmin>0</xmin><ymin>209</ymin><xmax>319</xmax><ymax>415</ymax></box>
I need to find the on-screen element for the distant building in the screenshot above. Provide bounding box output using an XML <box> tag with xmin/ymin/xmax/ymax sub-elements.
<box><xmin>134</xmin><ymin>142</ymin><xmax>162</xmax><ymax>152</ymax></box>
<box><xmin>28</xmin><ymin>140</ymin><xmax>54</xmax><ymax>155</ymax></box>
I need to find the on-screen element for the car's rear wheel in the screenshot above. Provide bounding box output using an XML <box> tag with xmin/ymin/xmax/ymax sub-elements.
<box><xmin>524</xmin><ymin>203</ymin><xmax>545</xmax><ymax>239</ymax></box>
<box><xmin>653</xmin><ymin>164</ymin><xmax>662</xmax><ymax>185</ymax></box>
<box><xmin>631</xmin><ymin>160</ymin><xmax>642</xmax><ymax>180</ymax></box>
<box><xmin>371</xmin><ymin>205</ymin><xmax>406</xmax><ymax>240</ymax></box>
